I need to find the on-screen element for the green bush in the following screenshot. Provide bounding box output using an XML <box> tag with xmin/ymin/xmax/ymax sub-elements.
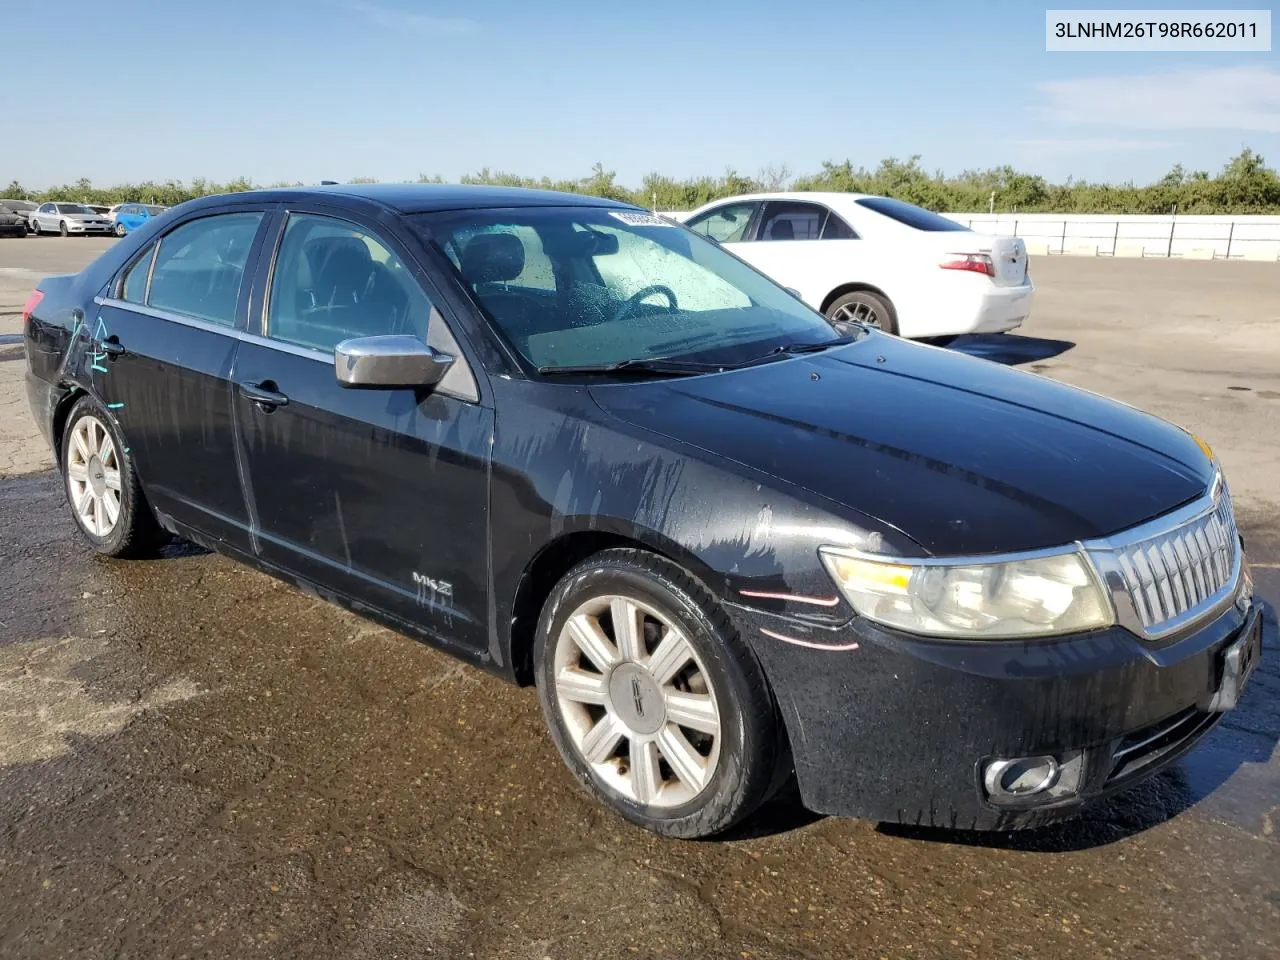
<box><xmin>6</xmin><ymin>149</ymin><xmax>1278</xmax><ymax>214</ymax></box>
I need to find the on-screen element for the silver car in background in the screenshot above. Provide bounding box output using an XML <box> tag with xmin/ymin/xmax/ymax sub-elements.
<box><xmin>29</xmin><ymin>202</ymin><xmax>114</xmax><ymax>237</ymax></box>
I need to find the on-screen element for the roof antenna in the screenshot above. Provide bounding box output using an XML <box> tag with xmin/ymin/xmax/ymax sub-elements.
<box><xmin>320</xmin><ymin>180</ymin><xmax>339</xmax><ymax>186</ymax></box>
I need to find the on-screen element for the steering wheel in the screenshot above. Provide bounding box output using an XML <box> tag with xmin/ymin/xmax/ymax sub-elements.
<box><xmin>609</xmin><ymin>284</ymin><xmax>679</xmax><ymax>324</ymax></box>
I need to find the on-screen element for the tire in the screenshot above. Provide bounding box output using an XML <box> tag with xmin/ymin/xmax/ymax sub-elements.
<box><xmin>60</xmin><ymin>396</ymin><xmax>165</xmax><ymax>558</ymax></box>
<box><xmin>114</xmin><ymin>222</ymin><xmax>127</xmax><ymax>237</ymax></box>
<box><xmin>825</xmin><ymin>290</ymin><xmax>898</xmax><ymax>336</ymax></box>
<box><xmin>534</xmin><ymin>548</ymin><xmax>785</xmax><ymax>838</ymax></box>
<box><xmin>59</xmin><ymin>220</ymin><xmax>68</xmax><ymax>237</ymax></box>
<box><xmin>29</xmin><ymin>219</ymin><xmax>40</xmax><ymax>236</ymax></box>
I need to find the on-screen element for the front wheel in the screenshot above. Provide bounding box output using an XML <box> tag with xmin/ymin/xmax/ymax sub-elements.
<box><xmin>60</xmin><ymin>397</ymin><xmax>165</xmax><ymax>557</ymax></box>
<box><xmin>114</xmin><ymin>221</ymin><xmax>126</xmax><ymax>237</ymax></box>
<box><xmin>535</xmin><ymin>548</ymin><xmax>785</xmax><ymax>838</ymax></box>
<box><xmin>59</xmin><ymin>220</ymin><xmax>68</xmax><ymax>237</ymax></box>
<box><xmin>826</xmin><ymin>290</ymin><xmax>898</xmax><ymax>336</ymax></box>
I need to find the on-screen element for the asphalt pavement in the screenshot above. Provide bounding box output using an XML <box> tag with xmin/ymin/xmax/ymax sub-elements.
<box><xmin>0</xmin><ymin>236</ymin><xmax>1277</xmax><ymax>959</ymax></box>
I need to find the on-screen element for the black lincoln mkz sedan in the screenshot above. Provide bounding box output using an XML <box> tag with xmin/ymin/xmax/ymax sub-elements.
<box><xmin>23</xmin><ymin>184</ymin><xmax>1261</xmax><ymax>837</ymax></box>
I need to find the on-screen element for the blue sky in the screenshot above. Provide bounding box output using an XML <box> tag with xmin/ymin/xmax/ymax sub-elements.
<box><xmin>2</xmin><ymin>0</ymin><xmax>1277</xmax><ymax>189</ymax></box>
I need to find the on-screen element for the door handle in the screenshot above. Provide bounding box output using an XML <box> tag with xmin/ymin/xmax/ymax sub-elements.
<box><xmin>239</xmin><ymin>381</ymin><xmax>289</xmax><ymax>409</ymax></box>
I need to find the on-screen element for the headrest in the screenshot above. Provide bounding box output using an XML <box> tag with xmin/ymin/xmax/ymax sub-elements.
<box><xmin>305</xmin><ymin>236</ymin><xmax>374</xmax><ymax>300</ymax></box>
<box><xmin>460</xmin><ymin>232</ymin><xmax>525</xmax><ymax>285</ymax></box>
<box><xmin>769</xmin><ymin>219</ymin><xmax>794</xmax><ymax>240</ymax></box>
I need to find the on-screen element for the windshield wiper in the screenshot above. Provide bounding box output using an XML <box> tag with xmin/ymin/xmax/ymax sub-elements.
<box><xmin>537</xmin><ymin>357</ymin><xmax>720</xmax><ymax>377</ymax></box>
<box><xmin>770</xmin><ymin>333</ymin><xmax>861</xmax><ymax>356</ymax></box>
<box><xmin>717</xmin><ymin>334</ymin><xmax>863</xmax><ymax>371</ymax></box>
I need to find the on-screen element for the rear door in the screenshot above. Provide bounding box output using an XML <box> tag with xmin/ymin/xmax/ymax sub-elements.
<box><xmin>92</xmin><ymin>206</ymin><xmax>271</xmax><ymax>549</ymax></box>
<box><xmin>231</xmin><ymin>206</ymin><xmax>492</xmax><ymax>654</ymax></box>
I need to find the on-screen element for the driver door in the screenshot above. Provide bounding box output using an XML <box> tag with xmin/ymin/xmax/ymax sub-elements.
<box><xmin>231</xmin><ymin>208</ymin><xmax>493</xmax><ymax>654</ymax></box>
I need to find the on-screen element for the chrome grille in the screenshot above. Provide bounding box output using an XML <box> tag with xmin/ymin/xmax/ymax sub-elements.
<box><xmin>1087</xmin><ymin>485</ymin><xmax>1241</xmax><ymax>639</ymax></box>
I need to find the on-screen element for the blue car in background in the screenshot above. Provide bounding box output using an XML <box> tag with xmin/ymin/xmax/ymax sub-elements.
<box><xmin>109</xmin><ymin>203</ymin><xmax>168</xmax><ymax>237</ymax></box>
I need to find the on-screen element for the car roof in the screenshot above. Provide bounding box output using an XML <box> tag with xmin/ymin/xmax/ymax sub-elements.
<box><xmin>186</xmin><ymin>183</ymin><xmax>641</xmax><ymax>215</ymax></box>
<box><xmin>691</xmin><ymin>191</ymin><xmax>875</xmax><ymax>212</ymax></box>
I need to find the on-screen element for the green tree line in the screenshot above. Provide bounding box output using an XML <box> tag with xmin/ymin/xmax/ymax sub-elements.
<box><xmin>6</xmin><ymin>149</ymin><xmax>1280</xmax><ymax>214</ymax></box>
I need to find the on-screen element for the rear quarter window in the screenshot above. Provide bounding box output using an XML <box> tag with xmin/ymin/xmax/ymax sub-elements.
<box><xmin>854</xmin><ymin>197</ymin><xmax>970</xmax><ymax>232</ymax></box>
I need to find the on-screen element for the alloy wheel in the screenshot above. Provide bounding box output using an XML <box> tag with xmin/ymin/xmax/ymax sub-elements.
<box><xmin>66</xmin><ymin>415</ymin><xmax>122</xmax><ymax>538</ymax></box>
<box><xmin>553</xmin><ymin>594</ymin><xmax>722</xmax><ymax>807</ymax></box>
<box><xmin>831</xmin><ymin>300</ymin><xmax>880</xmax><ymax>328</ymax></box>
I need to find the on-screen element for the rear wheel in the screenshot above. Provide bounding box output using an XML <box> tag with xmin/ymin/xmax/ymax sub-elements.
<box><xmin>59</xmin><ymin>220</ymin><xmax>68</xmax><ymax>237</ymax></box>
<box><xmin>535</xmin><ymin>548</ymin><xmax>785</xmax><ymax>838</ymax></box>
<box><xmin>826</xmin><ymin>290</ymin><xmax>897</xmax><ymax>336</ymax></box>
<box><xmin>61</xmin><ymin>397</ymin><xmax>165</xmax><ymax>558</ymax></box>
<box><xmin>29</xmin><ymin>219</ymin><xmax>40</xmax><ymax>236</ymax></box>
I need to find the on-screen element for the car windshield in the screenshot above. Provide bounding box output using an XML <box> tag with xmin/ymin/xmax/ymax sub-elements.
<box><xmin>55</xmin><ymin>203</ymin><xmax>92</xmax><ymax>214</ymax></box>
<box><xmin>2</xmin><ymin>200</ymin><xmax>34</xmax><ymax>211</ymax></box>
<box><xmin>417</xmin><ymin>206</ymin><xmax>839</xmax><ymax>371</ymax></box>
<box><xmin>855</xmin><ymin>197</ymin><xmax>970</xmax><ymax>232</ymax></box>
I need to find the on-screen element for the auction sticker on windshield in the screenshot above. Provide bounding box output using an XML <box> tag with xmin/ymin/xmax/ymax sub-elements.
<box><xmin>610</xmin><ymin>211</ymin><xmax>677</xmax><ymax>227</ymax></box>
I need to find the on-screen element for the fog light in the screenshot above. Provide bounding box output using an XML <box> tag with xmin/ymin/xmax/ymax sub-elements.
<box><xmin>984</xmin><ymin>756</ymin><xmax>1059</xmax><ymax>798</ymax></box>
<box><xmin>981</xmin><ymin>750</ymin><xmax>1084</xmax><ymax>807</ymax></box>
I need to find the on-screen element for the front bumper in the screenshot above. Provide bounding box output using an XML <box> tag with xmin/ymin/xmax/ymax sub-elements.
<box><xmin>730</xmin><ymin>588</ymin><xmax>1261</xmax><ymax>830</ymax></box>
<box><xmin>66</xmin><ymin>222</ymin><xmax>112</xmax><ymax>233</ymax></box>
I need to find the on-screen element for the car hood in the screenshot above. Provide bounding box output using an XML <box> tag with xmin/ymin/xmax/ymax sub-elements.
<box><xmin>589</xmin><ymin>335</ymin><xmax>1212</xmax><ymax>556</ymax></box>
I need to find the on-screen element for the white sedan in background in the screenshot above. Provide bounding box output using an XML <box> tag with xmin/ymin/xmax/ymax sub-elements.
<box><xmin>680</xmin><ymin>193</ymin><xmax>1033</xmax><ymax>340</ymax></box>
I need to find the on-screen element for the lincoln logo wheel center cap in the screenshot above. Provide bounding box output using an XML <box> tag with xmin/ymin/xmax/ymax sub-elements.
<box><xmin>87</xmin><ymin>455</ymin><xmax>107</xmax><ymax>497</ymax></box>
<box><xmin>608</xmin><ymin>662</ymin><xmax>665</xmax><ymax>736</ymax></box>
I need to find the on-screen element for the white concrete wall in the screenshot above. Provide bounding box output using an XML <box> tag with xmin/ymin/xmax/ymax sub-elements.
<box><xmin>944</xmin><ymin>213</ymin><xmax>1280</xmax><ymax>260</ymax></box>
<box><xmin>661</xmin><ymin>210</ymin><xmax>1280</xmax><ymax>260</ymax></box>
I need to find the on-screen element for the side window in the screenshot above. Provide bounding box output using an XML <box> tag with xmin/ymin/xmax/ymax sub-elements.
<box><xmin>147</xmin><ymin>212</ymin><xmax>263</xmax><ymax>326</ymax></box>
<box><xmin>822</xmin><ymin>213</ymin><xmax>858</xmax><ymax>240</ymax></box>
<box><xmin>39</xmin><ymin>203</ymin><xmax>54</xmax><ymax>214</ymax></box>
<box><xmin>758</xmin><ymin>201</ymin><xmax>827</xmax><ymax>241</ymax></box>
<box><xmin>267</xmin><ymin>214</ymin><xmax>432</xmax><ymax>353</ymax></box>
<box><xmin>685</xmin><ymin>202</ymin><xmax>758</xmax><ymax>243</ymax></box>
<box><xmin>121</xmin><ymin>244</ymin><xmax>155</xmax><ymax>303</ymax></box>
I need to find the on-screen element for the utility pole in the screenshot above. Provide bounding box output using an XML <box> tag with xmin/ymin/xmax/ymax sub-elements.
<box><xmin>988</xmin><ymin>191</ymin><xmax>995</xmax><ymax>215</ymax></box>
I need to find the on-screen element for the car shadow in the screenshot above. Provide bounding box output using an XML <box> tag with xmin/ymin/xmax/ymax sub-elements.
<box><xmin>945</xmin><ymin>334</ymin><xmax>1075</xmax><ymax>366</ymax></box>
<box><xmin>716</xmin><ymin>780</ymin><xmax>825</xmax><ymax>841</ymax></box>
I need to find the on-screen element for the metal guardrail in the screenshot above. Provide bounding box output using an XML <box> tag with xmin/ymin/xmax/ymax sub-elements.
<box><xmin>953</xmin><ymin>216</ymin><xmax>1280</xmax><ymax>260</ymax></box>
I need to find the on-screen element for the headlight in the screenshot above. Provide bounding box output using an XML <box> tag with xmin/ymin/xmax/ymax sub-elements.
<box><xmin>819</xmin><ymin>548</ymin><xmax>1114</xmax><ymax>639</ymax></box>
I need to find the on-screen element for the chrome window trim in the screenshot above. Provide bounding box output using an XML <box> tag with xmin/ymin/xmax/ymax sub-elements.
<box><xmin>98</xmin><ymin>297</ymin><xmax>335</xmax><ymax>363</ymax></box>
<box><xmin>96</xmin><ymin>297</ymin><xmax>484</xmax><ymax>399</ymax></box>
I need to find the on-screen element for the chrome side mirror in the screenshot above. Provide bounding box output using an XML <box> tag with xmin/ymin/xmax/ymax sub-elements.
<box><xmin>334</xmin><ymin>335</ymin><xmax>454</xmax><ymax>389</ymax></box>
